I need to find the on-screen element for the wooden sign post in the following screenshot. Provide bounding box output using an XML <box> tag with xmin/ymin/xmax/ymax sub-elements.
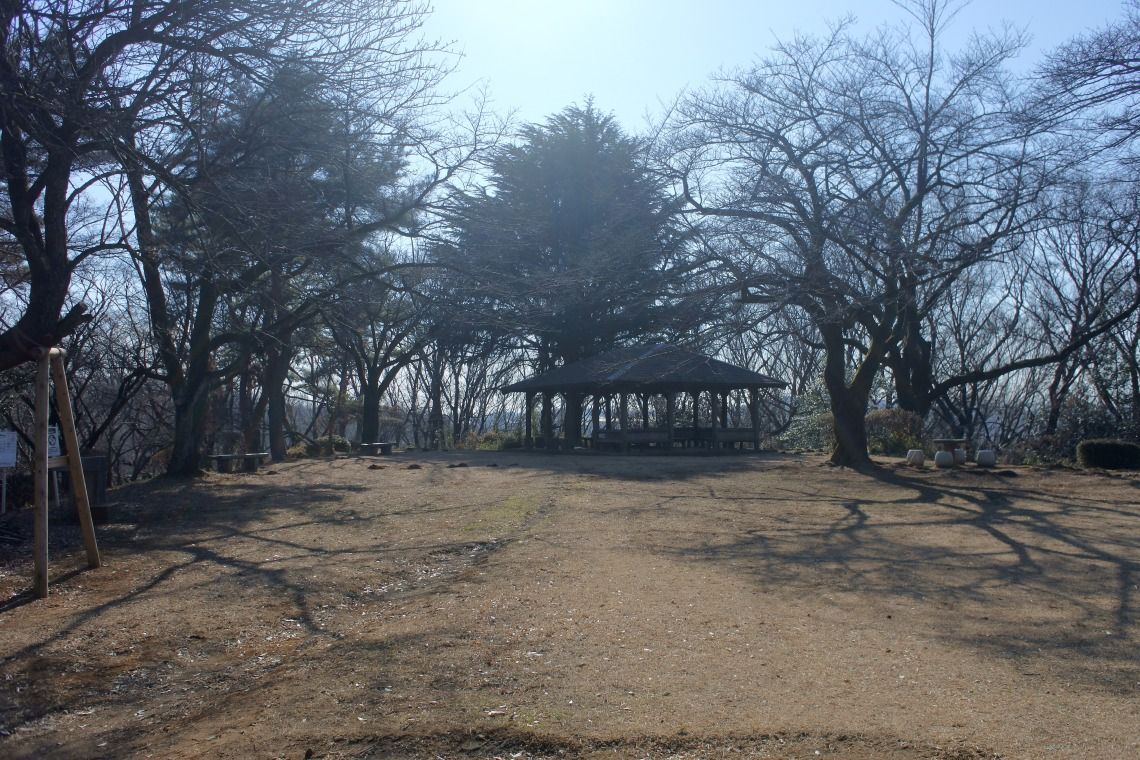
<box><xmin>33</xmin><ymin>347</ymin><xmax>101</xmax><ymax>598</ymax></box>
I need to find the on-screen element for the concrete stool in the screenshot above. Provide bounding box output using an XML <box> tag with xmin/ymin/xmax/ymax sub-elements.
<box><xmin>905</xmin><ymin>449</ymin><xmax>925</xmax><ymax>467</ymax></box>
<box><xmin>934</xmin><ymin>450</ymin><xmax>955</xmax><ymax>468</ymax></box>
<box><xmin>953</xmin><ymin>448</ymin><xmax>967</xmax><ymax>465</ymax></box>
<box><xmin>975</xmin><ymin>449</ymin><xmax>997</xmax><ymax>467</ymax></box>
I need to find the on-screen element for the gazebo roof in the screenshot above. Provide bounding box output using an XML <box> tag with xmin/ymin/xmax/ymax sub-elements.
<box><xmin>501</xmin><ymin>344</ymin><xmax>786</xmax><ymax>395</ymax></box>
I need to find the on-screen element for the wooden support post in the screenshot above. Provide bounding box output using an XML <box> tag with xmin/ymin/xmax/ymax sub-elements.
<box><xmin>541</xmin><ymin>393</ymin><xmax>554</xmax><ymax>450</ymax></box>
<box><xmin>749</xmin><ymin>388</ymin><xmax>761</xmax><ymax>450</ymax></box>
<box><xmin>51</xmin><ymin>350</ymin><xmax>101</xmax><ymax>569</ymax></box>
<box><xmin>564</xmin><ymin>392</ymin><xmax>582</xmax><ymax>449</ymax></box>
<box><xmin>689</xmin><ymin>392</ymin><xmax>700</xmax><ymax>447</ymax></box>
<box><xmin>32</xmin><ymin>348</ymin><xmax>102</xmax><ymax>599</ymax></box>
<box><xmin>33</xmin><ymin>352</ymin><xmax>50</xmax><ymax>598</ymax></box>
<box><xmin>618</xmin><ymin>393</ymin><xmax>629</xmax><ymax>452</ymax></box>
<box><xmin>640</xmin><ymin>394</ymin><xmax>650</xmax><ymax>429</ymax></box>
<box><xmin>666</xmin><ymin>393</ymin><xmax>676</xmax><ymax>448</ymax></box>
<box><xmin>709</xmin><ymin>390</ymin><xmax>720</xmax><ymax>451</ymax></box>
<box><xmin>591</xmin><ymin>396</ymin><xmax>601</xmax><ymax>444</ymax></box>
<box><xmin>524</xmin><ymin>392</ymin><xmax>535</xmax><ymax>449</ymax></box>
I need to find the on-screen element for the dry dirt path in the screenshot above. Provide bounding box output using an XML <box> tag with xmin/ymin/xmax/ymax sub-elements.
<box><xmin>1</xmin><ymin>451</ymin><xmax>1137</xmax><ymax>759</ymax></box>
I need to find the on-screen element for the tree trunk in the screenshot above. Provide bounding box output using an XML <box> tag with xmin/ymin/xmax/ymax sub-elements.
<box><xmin>263</xmin><ymin>340</ymin><xmax>292</xmax><ymax>459</ymax></box>
<box><xmin>889</xmin><ymin>304</ymin><xmax>934</xmax><ymax>417</ymax></box>
<box><xmin>360</xmin><ymin>371</ymin><xmax>382</xmax><ymax>445</ymax></box>
<box><xmin>822</xmin><ymin>325</ymin><xmax>879</xmax><ymax>468</ymax></box>
<box><xmin>827</xmin><ymin>387</ymin><xmax>872</xmax><ymax>468</ymax></box>
<box><xmin>427</xmin><ymin>352</ymin><xmax>444</xmax><ymax>450</ymax></box>
<box><xmin>168</xmin><ymin>386</ymin><xmax>212</xmax><ymax>476</ymax></box>
<box><xmin>164</xmin><ymin>282</ymin><xmax>221</xmax><ymax>476</ymax></box>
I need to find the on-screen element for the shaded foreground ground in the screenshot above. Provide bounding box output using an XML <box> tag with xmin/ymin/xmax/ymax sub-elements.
<box><xmin>1</xmin><ymin>451</ymin><xmax>1138</xmax><ymax>759</ymax></box>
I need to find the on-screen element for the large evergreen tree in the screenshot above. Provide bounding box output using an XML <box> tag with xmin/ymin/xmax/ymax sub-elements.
<box><xmin>439</xmin><ymin>102</ymin><xmax>691</xmax><ymax>371</ymax></box>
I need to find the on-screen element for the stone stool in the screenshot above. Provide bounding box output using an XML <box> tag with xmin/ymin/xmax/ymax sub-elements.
<box><xmin>975</xmin><ymin>449</ymin><xmax>997</xmax><ymax>467</ymax></box>
<box><xmin>934</xmin><ymin>450</ymin><xmax>955</xmax><ymax>468</ymax></box>
<box><xmin>906</xmin><ymin>449</ymin><xmax>925</xmax><ymax>467</ymax></box>
<box><xmin>953</xmin><ymin>448</ymin><xmax>967</xmax><ymax>465</ymax></box>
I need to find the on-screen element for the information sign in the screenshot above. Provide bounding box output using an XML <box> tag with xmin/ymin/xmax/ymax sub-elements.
<box><xmin>47</xmin><ymin>425</ymin><xmax>61</xmax><ymax>458</ymax></box>
<box><xmin>0</xmin><ymin>431</ymin><xmax>16</xmax><ymax>468</ymax></box>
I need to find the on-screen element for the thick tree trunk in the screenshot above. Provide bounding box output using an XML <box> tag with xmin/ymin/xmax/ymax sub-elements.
<box><xmin>168</xmin><ymin>384</ymin><xmax>212</xmax><ymax>476</ymax></box>
<box><xmin>821</xmin><ymin>325</ymin><xmax>880</xmax><ymax>468</ymax></box>
<box><xmin>164</xmin><ymin>283</ymin><xmax>220</xmax><ymax>476</ymax></box>
<box><xmin>263</xmin><ymin>341</ymin><xmax>292</xmax><ymax>459</ymax></box>
<box><xmin>828</xmin><ymin>388</ymin><xmax>872</xmax><ymax>468</ymax></box>
<box><xmin>889</xmin><ymin>304</ymin><xmax>934</xmax><ymax>418</ymax></box>
<box><xmin>238</xmin><ymin>359</ymin><xmax>260</xmax><ymax>452</ymax></box>
<box><xmin>360</xmin><ymin>375</ymin><xmax>382</xmax><ymax>445</ymax></box>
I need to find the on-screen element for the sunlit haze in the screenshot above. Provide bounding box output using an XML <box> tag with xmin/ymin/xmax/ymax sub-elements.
<box><xmin>425</xmin><ymin>0</ymin><xmax>1130</xmax><ymax>130</ymax></box>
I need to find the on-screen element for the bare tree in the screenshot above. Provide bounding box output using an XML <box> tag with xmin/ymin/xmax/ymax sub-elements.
<box><xmin>1037</xmin><ymin>0</ymin><xmax>1140</xmax><ymax>153</ymax></box>
<box><xmin>119</xmin><ymin>3</ymin><xmax>489</xmax><ymax>474</ymax></box>
<box><xmin>325</xmin><ymin>263</ymin><xmax>427</xmax><ymax>447</ymax></box>
<box><xmin>0</xmin><ymin>0</ymin><xmax>361</xmax><ymax>370</ymax></box>
<box><xmin>667</xmin><ymin>1</ymin><xmax>1046</xmax><ymax>465</ymax></box>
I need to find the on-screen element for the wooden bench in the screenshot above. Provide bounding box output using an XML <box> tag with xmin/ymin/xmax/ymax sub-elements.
<box><xmin>211</xmin><ymin>452</ymin><xmax>270</xmax><ymax>473</ymax></box>
<box><xmin>360</xmin><ymin>442</ymin><xmax>395</xmax><ymax>456</ymax></box>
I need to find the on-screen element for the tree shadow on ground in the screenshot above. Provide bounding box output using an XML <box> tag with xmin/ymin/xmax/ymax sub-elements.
<box><xmin>649</xmin><ymin>463</ymin><xmax>1140</xmax><ymax>694</ymax></box>
<box><xmin>0</xmin><ymin>454</ymin><xmax>525</xmax><ymax>751</ymax></box>
<box><xmin>0</xmin><ymin>461</ymin><xmax>514</xmax><ymax>666</ymax></box>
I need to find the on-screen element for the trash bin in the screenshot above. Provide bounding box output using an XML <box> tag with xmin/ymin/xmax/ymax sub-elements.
<box><xmin>79</xmin><ymin>453</ymin><xmax>109</xmax><ymax>506</ymax></box>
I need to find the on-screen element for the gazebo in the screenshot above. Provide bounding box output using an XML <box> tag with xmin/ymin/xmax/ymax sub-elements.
<box><xmin>502</xmin><ymin>343</ymin><xmax>786</xmax><ymax>451</ymax></box>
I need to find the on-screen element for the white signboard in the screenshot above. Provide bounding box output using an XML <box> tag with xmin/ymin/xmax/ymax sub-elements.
<box><xmin>47</xmin><ymin>425</ymin><xmax>61</xmax><ymax>458</ymax></box>
<box><xmin>0</xmin><ymin>431</ymin><xmax>17</xmax><ymax>468</ymax></box>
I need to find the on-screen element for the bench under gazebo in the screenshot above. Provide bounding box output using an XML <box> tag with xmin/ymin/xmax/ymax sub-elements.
<box><xmin>502</xmin><ymin>343</ymin><xmax>786</xmax><ymax>451</ymax></box>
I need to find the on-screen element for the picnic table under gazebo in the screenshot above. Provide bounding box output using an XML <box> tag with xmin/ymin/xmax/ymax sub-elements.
<box><xmin>501</xmin><ymin>343</ymin><xmax>786</xmax><ymax>451</ymax></box>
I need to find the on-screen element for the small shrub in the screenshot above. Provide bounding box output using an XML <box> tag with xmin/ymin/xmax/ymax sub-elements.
<box><xmin>285</xmin><ymin>443</ymin><xmax>308</xmax><ymax>460</ymax></box>
<box><xmin>459</xmin><ymin>430</ymin><xmax>523</xmax><ymax>450</ymax></box>
<box><xmin>1076</xmin><ymin>439</ymin><xmax>1140</xmax><ymax>470</ymax></box>
<box><xmin>776</xmin><ymin>411</ymin><xmax>835</xmax><ymax>451</ymax></box>
<box><xmin>866</xmin><ymin>408</ymin><xmax>925</xmax><ymax>456</ymax></box>
<box><xmin>775</xmin><ymin>383</ymin><xmax>836</xmax><ymax>452</ymax></box>
<box><xmin>499</xmin><ymin>434</ymin><xmax>524</xmax><ymax>450</ymax></box>
<box><xmin>304</xmin><ymin>435</ymin><xmax>351</xmax><ymax>457</ymax></box>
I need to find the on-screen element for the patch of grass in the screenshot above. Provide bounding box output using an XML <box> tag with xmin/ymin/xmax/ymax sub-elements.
<box><xmin>462</xmin><ymin>495</ymin><xmax>538</xmax><ymax>533</ymax></box>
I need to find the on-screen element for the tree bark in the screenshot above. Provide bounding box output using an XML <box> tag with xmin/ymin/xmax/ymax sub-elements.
<box><xmin>822</xmin><ymin>325</ymin><xmax>879</xmax><ymax>468</ymax></box>
<box><xmin>263</xmin><ymin>339</ymin><xmax>292</xmax><ymax>459</ymax></box>
<box><xmin>165</xmin><ymin>283</ymin><xmax>221</xmax><ymax>476</ymax></box>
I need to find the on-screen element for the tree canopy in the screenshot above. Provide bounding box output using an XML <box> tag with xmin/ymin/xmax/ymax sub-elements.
<box><xmin>437</xmin><ymin>102</ymin><xmax>694</xmax><ymax>369</ymax></box>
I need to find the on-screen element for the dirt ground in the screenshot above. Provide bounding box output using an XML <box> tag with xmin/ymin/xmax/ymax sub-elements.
<box><xmin>1</xmin><ymin>450</ymin><xmax>1137</xmax><ymax>760</ymax></box>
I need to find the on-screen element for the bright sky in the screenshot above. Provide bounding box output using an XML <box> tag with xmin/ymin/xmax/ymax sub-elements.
<box><xmin>423</xmin><ymin>0</ymin><xmax>1130</xmax><ymax>132</ymax></box>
